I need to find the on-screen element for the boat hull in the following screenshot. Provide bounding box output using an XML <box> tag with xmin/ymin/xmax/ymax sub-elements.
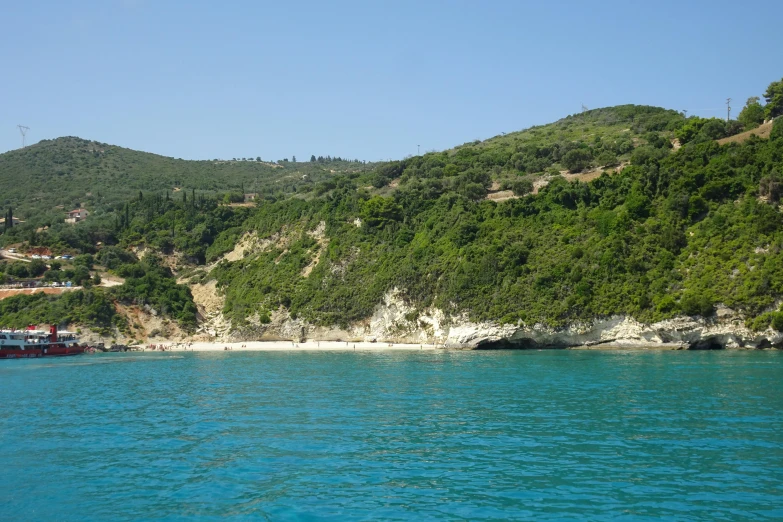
<box><xmin>0</xmin><ymin>346</ymin><xmax>86</xmax><ymax>359</ymax></box>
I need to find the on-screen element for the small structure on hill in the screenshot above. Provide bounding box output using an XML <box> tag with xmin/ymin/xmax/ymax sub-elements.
<box><xmin>244</xmin><ymin>193</ymin><xmax>258</xmax><ymax>202</ymax></box>
<box><xmin>65</xmin><ymin>208</ymin><xmax>89</xmax><ymax>224</ymax></box>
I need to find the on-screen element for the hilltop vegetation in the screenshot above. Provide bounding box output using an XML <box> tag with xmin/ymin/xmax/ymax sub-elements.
<box><xmin>0</xmin><ymin>136</ymin><xmax>373</xmax><ymax>228</ymax></box>
<box><xmin>1</xmin><ymin>77</ymin><xmax>782</xmax><ymax>337</ymax></box>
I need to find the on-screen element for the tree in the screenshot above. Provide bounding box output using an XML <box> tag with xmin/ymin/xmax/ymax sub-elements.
<box><xmin>361</xmin><ymin>196</ymin><xmax>403</xmax><ymax>228</ymax></box>
<box><xmin>596</xmin><ymin>150</ymin><xmax>619</xmax><ymax>167</ymax></box>
<box><xmin>700</xmin><ymin>119</ymin><xmax>728</xmax><ymax>140</ymax></box>
<box><xmin>28</xmin><ymin>259</ymin><xmax>47</xmax><ymax>277</ymax></box>
<box><xmin>256</xmin><ymin>157</ymin><xmax>261</xmax><ymax>162</ymax></box>
<box><xmin>738</xmin><ymin>96</ymin><xmax>765</xmax><ymax>129</ymax></box>
<box><xmin>763</xmin><ymin>78</ymin><xmax>783</xmax><ymax>119</ymax></box>
<box><xmin>310</xmin><ymin>155</ymin><xmax>316</xmax><ymax>162</ymax></box>
<box><xmin>561</xmin><ymin>149</ymin><xmax>592</xmax><ymax>172</ymax></box>
<box><xmin>510</xmin><ymin>179</ymin><xmax>533</xmax><ymax>196</ymax></box>
<box><xmin>771</xmin><ymin>118</ymin><xmax>783</xmax><ymax>141</ymax></box>
<box><xmin>292</xmin><ymin>156</ymin><xmax>297</xmax><ymax>163</ymax></box>
<box><xmin>675</xmin><ymin>117</ymin><xmax>709</xmax><ymax>144</ymax></box>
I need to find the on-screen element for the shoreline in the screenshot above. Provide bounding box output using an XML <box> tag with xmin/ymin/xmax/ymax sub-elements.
<box><xmin>116</xmin><ymin>340</ymin><xmax>779</xmax><ymax>352</ymax></box>
<box><xmin>139</xmin><ymin>340</ymin><xmax>444</xmax><ymax>352</ymax></box>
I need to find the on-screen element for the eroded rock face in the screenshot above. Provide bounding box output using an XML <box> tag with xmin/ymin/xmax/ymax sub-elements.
<box><xmin>210</xmin><ymin>290</ymin><xmax>783</xmax><ymax>350</ymax></box>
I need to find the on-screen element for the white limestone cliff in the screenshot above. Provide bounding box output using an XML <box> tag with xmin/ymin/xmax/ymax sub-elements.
<box><xmin>209</xmin><ymin>290</ymin><xmax>782</xmax><ymax>350</ymax></box>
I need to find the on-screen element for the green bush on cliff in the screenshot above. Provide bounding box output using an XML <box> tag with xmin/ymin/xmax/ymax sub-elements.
<box><xmin>0</xmin><ymin>289</ymin><xmax>116</xmax><ymax>330</ymax></box>
<box><xmin>112</xmin><ymin>254</ymin><xmax>197</xmax><ymax>328</ymax></box>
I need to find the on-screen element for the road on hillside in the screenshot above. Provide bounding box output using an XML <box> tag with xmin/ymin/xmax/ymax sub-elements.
<box><xmin>0</xmin><ymin>249</ymin><xmax>31</xmax><ymax>263</ymax></box>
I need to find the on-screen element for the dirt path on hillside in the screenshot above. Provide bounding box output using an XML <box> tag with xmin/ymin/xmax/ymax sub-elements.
<box><xmin>0</xmin><ymin>287</ymin><xmax>80</xmax><ymax>299</ymax></box>
<box><xmin>0</xmin><ymin>250</ymin><xmax>31</xmax><ymax>263</ymax></box>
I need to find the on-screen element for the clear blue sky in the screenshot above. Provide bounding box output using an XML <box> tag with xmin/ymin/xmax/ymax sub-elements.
<box><xmin>2</xmin><ymin>0</ymin><xmax>780</xmax><ymax>161</ymax></box>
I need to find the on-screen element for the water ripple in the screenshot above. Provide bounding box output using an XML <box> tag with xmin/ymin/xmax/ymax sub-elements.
<box><xmin>1</xmin><ymin>350</ymin><xmax>782</xmax><ymax>520</ymax></box>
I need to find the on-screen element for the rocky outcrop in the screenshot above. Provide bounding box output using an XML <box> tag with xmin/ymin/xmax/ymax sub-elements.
<box><xmin>476</xmin><ymin>315</ymin><xmax>783</xmax><ymax>350</ymax></box>
<box><xmin>206</xmin><ymin>291</ymin><xmax>783</xmax><ymax>350</ymax></box>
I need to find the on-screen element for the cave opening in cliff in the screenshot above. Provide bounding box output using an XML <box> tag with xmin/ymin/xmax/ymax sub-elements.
<box><xmin>475</xmin><ymin>338</ymin><xmax>568</xmax><ymax>350</ymax></box>
<box><xmin>687</xmin><ymin>337</ymin><xmax>725</xmax><ymax>350</ymax></box>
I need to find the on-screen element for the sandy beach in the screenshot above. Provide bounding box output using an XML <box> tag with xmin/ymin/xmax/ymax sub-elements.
<box><xmin>133</xmin><ymin>340</ymin><xmax>695</xmax><ymax>352</ymax></box>
<box><xmin>143</xmin><ymin>340</ymin><xmax>445</xmax><ymax>352</ymax></box>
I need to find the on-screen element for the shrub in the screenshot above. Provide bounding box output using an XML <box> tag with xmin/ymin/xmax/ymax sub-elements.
<box><xmin>561</xmin><ymin>149</ymin><xmax>593</xmax><ymax>172</ymax></box>
<box><xmin>596</xmin><ymin>150</ymin><xmax>619</xmax><ymax>167</ymax></box>
<box><xmin>510</xmin><ymin>179</ymin><xmax>533</xmax><ymax>196</ymax></box>
<box><xmin>738</xmin><ymin>97</ymin><xmax>765</xmax><ymax>129</ymax></box>
<box><xmin>771</xmin><ymin>312</ymin><xmax>783</xmax><ymax>332</ymax></box>
<box><xmin>771</xmin><ymin>118</ymin><xmax>783</xmax><ymax>141</ymax></box>
<box><xmin>679</xmin><ymin>292</ymin><xmax>714</xmax><ymax>317</ymax></box>
<box><xmin>28</xmin><ymin>259</ymin><xmax>48</xmax><ymax>277</ymax></box>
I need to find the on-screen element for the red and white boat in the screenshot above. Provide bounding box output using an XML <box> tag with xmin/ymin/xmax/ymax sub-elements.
<box><xmin>0</xmin><ymin>325</ymin><xmax>86</xmax><ymax>359</ymax></box>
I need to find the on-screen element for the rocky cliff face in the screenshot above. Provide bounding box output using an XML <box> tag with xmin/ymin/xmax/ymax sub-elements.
<box><xmin>198</xmin><ymin>290</ymin><xmax>783</xmax><ymax>350</ymax></box>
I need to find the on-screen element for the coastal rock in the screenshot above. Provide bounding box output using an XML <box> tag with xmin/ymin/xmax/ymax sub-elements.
<box><xmin>207</xmin><ymin>290</ymin><xmax>782</xmax><ymax>350</ymax></box>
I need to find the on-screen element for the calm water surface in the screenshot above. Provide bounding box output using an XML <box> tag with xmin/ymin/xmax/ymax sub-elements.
<box><xmin>1</xmin><ymin>350</ymin><xmax>782</xmax><ymax>521</ymax></box>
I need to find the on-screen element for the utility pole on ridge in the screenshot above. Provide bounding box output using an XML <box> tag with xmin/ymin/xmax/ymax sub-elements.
<box><xmin>17</xmin><ymin>125</ymin><xmax>30</xmax><ymax>149</ymax></box>
<box><xmin>726</xmin><ymin>98</ymin><xmax>732</xmax><ymax>122</ymax></box>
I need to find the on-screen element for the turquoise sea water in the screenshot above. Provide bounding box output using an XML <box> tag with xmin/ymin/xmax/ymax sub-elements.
<box><xmin>1</xmin><ymin>350</ymin><xmax>782</xmax><ymax>521</ymax></box>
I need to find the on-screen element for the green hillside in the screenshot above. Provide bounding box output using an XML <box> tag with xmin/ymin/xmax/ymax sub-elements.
<box><xmin>210</xmin><ymin>109</ymin><xmax>783</xmax><ymax>331</ymax></box>
<box><xmin>0</xmin><ymin>136</ymin><xmax>373</xmax><ymax>226</ymax></box>
<box><xmin>1</xmin><ymin>77</ymin><xmax>782</xmax><ymax>337</ymax></box>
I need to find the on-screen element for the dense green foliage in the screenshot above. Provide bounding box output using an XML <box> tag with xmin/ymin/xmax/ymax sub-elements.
<box><xmin>0</xmin><ymin>289</ymin><xmax>117</xmax><ymax>332</ymax></box>
<box><xmin>765</xmin><ymin>79</ymin><xmax>783</xmax><ymax>119</ymax></box>
<box><xmin>739</xmin><ymin>97</ymin><xmax>766</xmax><ymax>129</ymax></box>
<box><xmin>111</xmin><ymin>254</ymin><xmax>197</xmax><ymax>327</ymax></box>
<box><xmin>116</xmin><ymin>193</ymin><xmax>253</xmax><ymax>264</ymax></box>
<box><xmin>207</xmin><ymin>104</ymin><xmax>783</xmax><ymax>332</ymax></box>
<box><xmin>675</xmin><ymin>117</ymin><xmax>744</xmax><ymax>145</ymax></box>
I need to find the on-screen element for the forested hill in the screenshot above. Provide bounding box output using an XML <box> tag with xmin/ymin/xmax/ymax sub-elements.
<box><xmin>1</xmin><ymin>78</ymin><xmax>782</xmax><ymax>339</ymax></box>
<box><xmin>207</xmin><ymin>105</ymin><xmax>783</xmax><ymax>332</ymax></box>
<box><xmin>0</xmin><ymin>136</ymin><xmax>373</xmax><ymax>226</ymax></box>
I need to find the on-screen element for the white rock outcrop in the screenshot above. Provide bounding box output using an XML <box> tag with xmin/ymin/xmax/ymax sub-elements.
<box><xmin>214</xmin><ymin>290</ymin><xmax>783</xmax><ymax>350</ymax></box>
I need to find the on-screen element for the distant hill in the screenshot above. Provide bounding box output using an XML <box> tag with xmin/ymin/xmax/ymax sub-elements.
<box><xmin>0</xmin><ymin>136</ymin><xmax>373</xmax><ymax>226</ymax></box>
<box><xmin>0</xmin><ymin>106</ymin><xmax>687</xmax><ymax>226</ymax></box>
